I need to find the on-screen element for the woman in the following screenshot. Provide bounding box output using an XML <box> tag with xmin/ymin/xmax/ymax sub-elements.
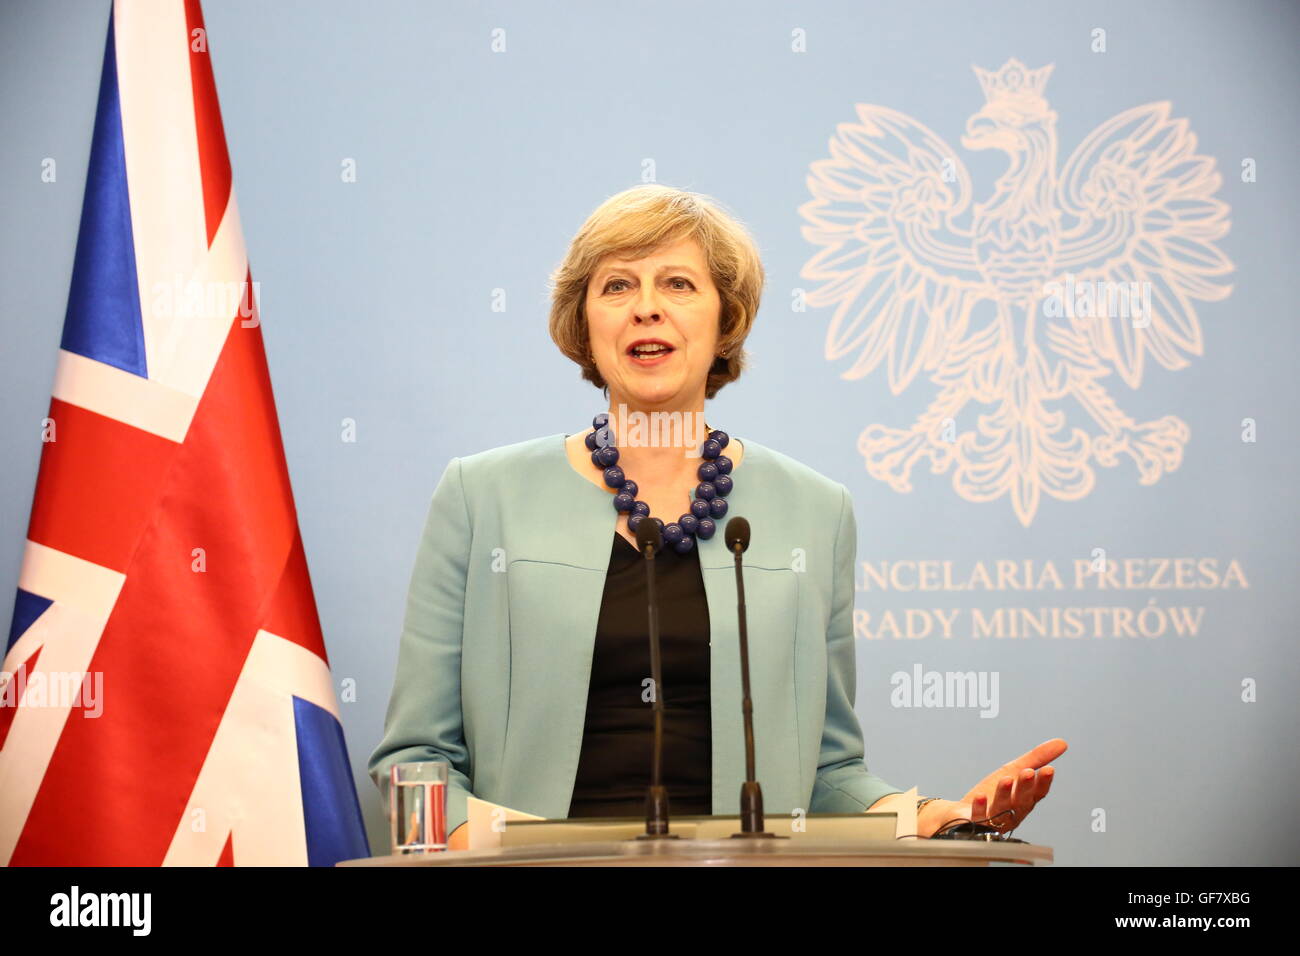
<box><xmin>369</xmin><ymin>184</ymin><xmax>1066</xmax><ymax>850</ymax></box>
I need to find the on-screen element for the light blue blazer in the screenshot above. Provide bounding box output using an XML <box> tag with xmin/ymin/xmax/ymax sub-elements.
<box><xmin>368</xmin><ymin>433</ymin><xmax>903</xmax><ymax>836</ymax></box>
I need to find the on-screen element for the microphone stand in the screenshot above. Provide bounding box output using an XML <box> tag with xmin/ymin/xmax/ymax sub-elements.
<box><xmin>727</xmin><ymin>517</ymin><xmax>782</xmax><ymax>839</ymax></box>
<box><xmin>635</xmin><ymin>520</ymin><xmax>677</xmax><ymax>840</ymax></box>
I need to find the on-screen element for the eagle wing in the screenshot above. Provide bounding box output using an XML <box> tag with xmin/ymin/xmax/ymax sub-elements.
<box><xmin>800</xmin><ymin>104</ymin><xmax>986</xmax><ymax>395</ymax></box>
<box><xmin>1053</xmin><ymin>102</ymin><xmax>1233</xmax><ymax>387</ymax></box>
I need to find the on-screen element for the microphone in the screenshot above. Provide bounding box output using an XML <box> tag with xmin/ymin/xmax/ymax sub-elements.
<box><xmin>725</xmin><ymin>517</ymin><xmax>781</xmax><ymax>839</ymax></box>
<box><xmin>634</xmin><ymin>518</ymin><xmax>678</xmax><ymax>840</ymax></box>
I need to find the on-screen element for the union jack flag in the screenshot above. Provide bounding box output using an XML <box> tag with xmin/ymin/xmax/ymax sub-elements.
<box><xmin>0</xmin><ymin>0</ymin><xmax>369</xmax><ymax>866</ymax></box>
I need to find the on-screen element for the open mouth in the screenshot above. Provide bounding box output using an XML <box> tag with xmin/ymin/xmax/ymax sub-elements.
<box><xmin>627</xmin><ymin>340</ymin><xmax>675</xmax><ymax>363</ymax></box>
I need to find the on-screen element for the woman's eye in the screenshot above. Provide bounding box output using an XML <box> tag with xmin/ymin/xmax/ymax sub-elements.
<box><xmin>603</xmin><ymin>277</ymin><xmax>693</xmax><ymax>293</ymax></box>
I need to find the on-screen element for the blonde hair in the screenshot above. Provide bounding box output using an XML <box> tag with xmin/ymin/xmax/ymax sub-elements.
<box><xmin>548</xmin><ymin>184</ymin><xmax>765</xmax><ymax>399</ymax></box>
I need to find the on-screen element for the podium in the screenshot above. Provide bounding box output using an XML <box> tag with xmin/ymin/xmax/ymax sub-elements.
<box><xmin>340</xmin><ymin>837</ymin><xmax>1052</xmax><ymax>867</ymax></box>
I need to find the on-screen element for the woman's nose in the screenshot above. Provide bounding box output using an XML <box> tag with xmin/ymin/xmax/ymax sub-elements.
<box><xmin>632</xmin><ymin>295</ymin><xmax>663</xmax><ymax>323</ymax></box>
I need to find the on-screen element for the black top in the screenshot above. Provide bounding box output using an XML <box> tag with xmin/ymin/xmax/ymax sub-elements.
<box><xmin>566</xmin><ymin>531</ymin><xmax>712</xmax><ymax>818</ymax></box>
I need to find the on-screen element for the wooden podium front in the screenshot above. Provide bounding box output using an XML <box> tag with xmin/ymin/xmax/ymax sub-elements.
<box><xmin>340</xmin><ymin>837</ymin><xmax>1052</xmax><ymax>867</ymax></box>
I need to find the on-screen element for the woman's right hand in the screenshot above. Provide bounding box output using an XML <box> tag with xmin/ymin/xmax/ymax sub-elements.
<box><xmin>447</xmin><ymin>822</ymin><xmax>469</xmax><ymax>851</ymax></box>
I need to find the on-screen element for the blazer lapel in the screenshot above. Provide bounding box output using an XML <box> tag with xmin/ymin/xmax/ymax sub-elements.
<box><xmin>503</xmin><ymin>435</ymin><xmax>619</xmax><ymax>817</ymax></box>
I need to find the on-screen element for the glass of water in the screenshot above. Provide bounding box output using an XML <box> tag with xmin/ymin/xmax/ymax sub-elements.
<box><xmin>389</xmin><ymin>761</ymin><xmax>449</xmax><ymax>853</ymax></box>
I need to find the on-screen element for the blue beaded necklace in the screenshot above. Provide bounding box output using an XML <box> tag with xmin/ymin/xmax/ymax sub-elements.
<box><xmin>585</xmin><ymin>412</ymin><xmax>734</xmax><ymax>555</ymax></box>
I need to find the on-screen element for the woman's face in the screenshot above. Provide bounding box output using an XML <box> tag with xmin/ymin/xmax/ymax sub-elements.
<box><xmin>584</xmin><ymin>236</ymin><xmax>722</xmax><ymax>412</ymax></box>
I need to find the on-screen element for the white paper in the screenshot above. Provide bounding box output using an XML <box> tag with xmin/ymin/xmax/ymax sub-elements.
<box><xmin>895</xmin><ymin>786</ymin><xmax>919</xmax><ymax>839</ymax></box>
<box><xmin>465</xmin><ymin>795</ymin><xmax>545</xmax><ymax>850</ymax></box>
<box><xmin>464</xmin><ymin>790</ymin><xmax>917</xmax><ymax>849</ymax></box>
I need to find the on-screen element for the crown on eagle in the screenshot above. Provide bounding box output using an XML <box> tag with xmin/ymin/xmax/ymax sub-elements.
<box><xmin>973</xmin><ymin>59</ymin><xmax>1054</xmax><ymax>104</ymax></box>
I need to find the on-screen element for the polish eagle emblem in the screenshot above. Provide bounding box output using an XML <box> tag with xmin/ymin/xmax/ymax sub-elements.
<box><xmin>798</xmin><ymin>59</ymin><xmax>1233</xmax><ymax>525</ymax></box>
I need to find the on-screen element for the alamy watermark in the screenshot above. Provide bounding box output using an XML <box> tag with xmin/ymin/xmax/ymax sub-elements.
<box><xmin>890</xmin><ymin>664</ymin><xmax>1000</xmax><ymax>718</ymax></box>
<box><xmin>0</xmin><ymin>669</ymin><xmax>104</xmax><ymax>718</ymax></box>
<box><xmin>50</xmin><ymin>886</ymin><xmax>150</xmax><ymax>935</ymax></box>
<box><xmin>601</xmin><ymin>404</ymin><xmax>714</xmax><ymax>456</ymax></box>
<box><xmin>150</xmin><ymin>276</ymin><xmax>260</xmax><ymax>327</ymax></box>
<box><xmin>1041</xmin><ymin>273</ymin><xmax>1152</xmax><ymax>327</ymax></box>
